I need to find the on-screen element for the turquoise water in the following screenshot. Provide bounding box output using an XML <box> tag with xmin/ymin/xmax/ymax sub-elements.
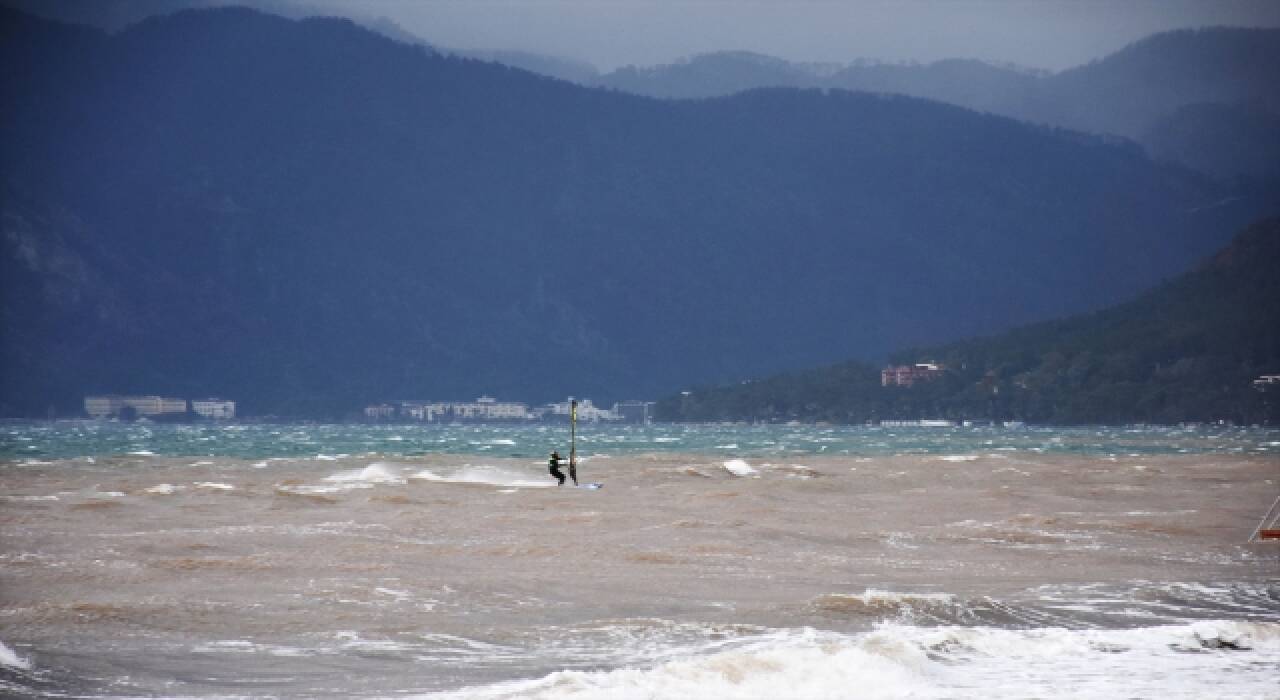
<box><xmin>2</xmin><ymin>421</ymin><xmax>1277</xmax><ymax>460</ymax></box>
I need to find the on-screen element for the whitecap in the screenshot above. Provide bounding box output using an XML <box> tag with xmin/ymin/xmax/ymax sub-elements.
<box><xmin>145</xmin><ymin>483</ymin><xmax>180</xmax><ymax>495</ymax></box>
<box><xmin>0</xmin><ymin>640</ymin><xmax>31</xmax><ymax>670</ymax></box>
<box><xmin>841</xmin><ymin>590</ymin><xmax>956</xmax><ymax>607</ymax></box>
<box><xmin>431</xmin><ymin>620</ymin><xmax>1280</xmax><ymax>700</ymax></box>
<box><xmin>194</xmin><ymin>482</ymin><xmax>235</xmax><ymax>491</ymax></box>
<box><xmin>324</xmin><ymin>463</ymin><xmax>405</xmax><ymax>486</ymax></box>
<box><xmin>425</xmin><ymin>628</ymin><xmax>926</xmax><ymax>700</ymax></box>
<box><xmin>410</xmin><ymin>466</ymin><xmax>551</xmax><ymax>489</ymax></box>
<box><xmin>723</xmin><ymin>459</ymin><xmax>757</xmax><ymax>477</ymax></box>
<box><xmin>193</xmin><ymin>640</ymin><xmax>257</xmax><ymax>653</ymax></box>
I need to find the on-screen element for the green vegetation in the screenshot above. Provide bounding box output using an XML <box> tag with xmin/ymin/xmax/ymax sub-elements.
<box><xmin>657</xmin><ymin>219</ymin><xmax>1280</xmax><ymax>425</ymax></box>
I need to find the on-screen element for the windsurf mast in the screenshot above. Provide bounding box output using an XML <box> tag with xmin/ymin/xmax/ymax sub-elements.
<box><xmin>1249</xmin><ymin>494</ymin><xmax>1280</xmax><ymax>542</ymax></box>
<box><xmin>569</xmin><ymin>399</ymin><xmax>578</xmax><ymax>486</ymax></box>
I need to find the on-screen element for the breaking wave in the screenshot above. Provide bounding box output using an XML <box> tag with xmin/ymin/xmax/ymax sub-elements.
<box><xmin>275</xmin><ymin>462</ymin><xmax>410</xmax><ymax>495</ymax></box>
<box><xmin>423</xmin><ymin>621</ymin><xmax>1280</xmax><ymax>700</ymax></box>
<box><xmin>411</xmin><ymin>466</ymin><xmax>553</xmax><ymax>488</ymax></box>
<box><xmin>0</xmin><ymin>641</ymin><xmax>29</xmax><ymax>670</ymax></box>
<box><xmin>812</xmin><ymin>590</ymin><xmax>960</xmax><ymax>619</ymax></box>
<box><xmin>325</xmin><ymin>462</ymin><xmax>406</xmax><ymax>486</ymax></box>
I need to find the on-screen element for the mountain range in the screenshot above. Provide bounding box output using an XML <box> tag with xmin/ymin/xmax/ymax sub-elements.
<box><xmin>593</xmin><ymin>30</ymin><xmax>1280</xmax><ymax>182</ymax></box>
<box><xmin>1</xmin><ymin>7</ymin><xmax>1275</xmax><ymax>417</ymax></box>
<box><xmin>9</xmin><ymin>1</ymin><xmax>1279</xmax><ymax>182</ymax></box>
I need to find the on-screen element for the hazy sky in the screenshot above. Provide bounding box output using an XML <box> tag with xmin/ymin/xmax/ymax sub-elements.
<box><xmin>306</xmin><ymin>0</ymin><xmax>1280</xmax><ymax>71</ymax></box>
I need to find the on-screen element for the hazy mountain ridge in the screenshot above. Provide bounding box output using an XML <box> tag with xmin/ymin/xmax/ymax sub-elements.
<box><xmin>1043</xmin><ymin>27</ymin><xmax>1280</xmax><ymax>137</ymax></box>
<box><xmin>592</xmin><ymin>28</ymin><xmax>1280</xmax><ymax>181</ymax></box>
<box><xmin>1142</xmin><ymin>101</ymin><xmax>1280</xmax><ymax>182</ymax></box>
<box><xmin>1</xmin><ymin>7</ymin><xmax>1272</xmax><ymax>416</ymax></box>
<box><xmin>10</xmin><ymin>2</ymin><xmax>1277</xmax><ymax>181</ymax></box>
<box><xmin>0</xmin><ymin>0</ymin><xmax>610</xmax><ymax>84</ymax></box>
<box><xmin>656</xmin><ymin>218</ymin><xmax>1280</xmax><ymax>425</ymax></box>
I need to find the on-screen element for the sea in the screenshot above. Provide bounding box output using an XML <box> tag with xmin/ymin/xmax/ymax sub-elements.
<box><xmin>2</xmin><ymin>421</ymin><xmax>1278</xmax><ymax>699</ymax></box>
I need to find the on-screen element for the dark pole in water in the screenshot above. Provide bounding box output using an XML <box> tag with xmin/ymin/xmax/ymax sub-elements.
<box><xmin>569</xmin><ymin>399</ymin><xmax>578</xmax><ymax>485</ymax></box>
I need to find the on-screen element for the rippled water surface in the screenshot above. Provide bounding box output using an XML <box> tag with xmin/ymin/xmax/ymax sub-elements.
<box><xmin>4</xmin><ymin>421</ymin><xmax>1278</xmax><ymax>460</ymax></box>
<box><xmin>2</xmin><ymin>422</ymin><xmax>1277</xmax><ymax>698</ymax></box>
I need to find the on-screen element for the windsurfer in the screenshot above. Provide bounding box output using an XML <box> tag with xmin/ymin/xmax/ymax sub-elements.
<box><xmin>548</xmin><ymin>450</ymin><xmax>566</xmax><ymax>486</ymax></box>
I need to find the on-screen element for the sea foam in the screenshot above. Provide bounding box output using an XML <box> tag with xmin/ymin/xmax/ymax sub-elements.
<box><xmin>324</xmin><ymin>463</ymin><xmax>406</xmax><ymax>486</ymax></box>
<box><xmin>411</xmin><ymin>466</ymin><xmax>552</xmax><ymax>489</ymax></box>
<box><xmin>145</xmin><ymin>483</ymin><xmax>180</xmax><ymax>495</ymax></box>
<box><xmin>424</xmin><ymin>628</ymin><xmax>925</xmax><ymax>700</ymax></box>
<box><xmin>423</xmin><ymin>621</ymin><xmax>1280</xmax><ymax>700</ymax></box>
<box><xmin>0</xmin><ymin>640</ymin><xmax>30</xmax><ymax>670</ymax></box>
<box><xmin>194</xmin><ymin>482</ymin><xmax>235</xmax><ymax>491</ymax></box>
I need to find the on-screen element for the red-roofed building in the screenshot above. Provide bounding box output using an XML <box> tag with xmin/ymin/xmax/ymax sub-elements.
<box><xmin>881</xmin><ymin>363</ymin><xmax>945</xmax><ymax>387</ymax></box>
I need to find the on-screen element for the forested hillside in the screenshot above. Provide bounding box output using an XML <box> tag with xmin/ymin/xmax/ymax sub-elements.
<box><xmin>656</xmin><ymin>219</ymin><xmax>1280</xmax><ymax>425</ymax></box>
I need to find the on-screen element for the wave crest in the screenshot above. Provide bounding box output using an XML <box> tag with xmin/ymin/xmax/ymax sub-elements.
<box><xmin>411</xmin><ymin>466</ymin><xmax>552</xmax><ymax>489</ymax></box>
<box><xmin>812</xmin><ymin>590</ymin><xmax>959</xmax><ymax>619</ymax></box>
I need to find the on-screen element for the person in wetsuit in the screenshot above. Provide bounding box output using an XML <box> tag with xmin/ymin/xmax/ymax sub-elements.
<box><xmin>548</xmin><ymin>450</ymin><xmax>566</xmax><ymax>486</ymax></box>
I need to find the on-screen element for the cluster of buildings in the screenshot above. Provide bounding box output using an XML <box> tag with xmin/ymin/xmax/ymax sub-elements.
<box><xmin>363</xmin><ymin>396</ymin><xmax>656</xmax><ymax>424</ymax></box>
<box><xmin>1254</xmin><ymin>375</ymin><xmax>1280</xmax><ymax>391</ymax></box>
<box><xmin>84</xmin><ymin>395</ymin><xmax>236</xmax><ymax>420</ymax></box>
<box><xmin>881</xmin><ymin>363</ymin><xmax>946</xmax><ymax>387</ymax></box>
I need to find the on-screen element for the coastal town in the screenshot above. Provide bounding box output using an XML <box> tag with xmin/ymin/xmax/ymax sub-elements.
<box><xmin>75</xmin><ymin>364</ymin><xmax>931</xmax><ymax>424</ymax></box>
<box><xmin>84</xmin><ymin>395</ymin><xmax>237</xmax><ymax>421</ymax></box>
<box><xmin>78</xmin><ymin>367</ymin><xmax>1275</xmax><ymax>425</ymax></box>
<box><xmin>362</xmin><ymin>397</ymin><xmax>656</xmax><ymax>424</ymax></box>
<box><xmin>79</xmin><ymin>393</ymin><xmax>656</xmax><ymax>424</ymax></box>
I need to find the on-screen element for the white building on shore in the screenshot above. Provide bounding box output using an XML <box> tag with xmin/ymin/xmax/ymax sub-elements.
<box><xmin>613</xmin><ymin>400</ymin><xmax>656</xmax><ymax>424</ymax></box>
<box><xmin>192</xmin><ymin>398</ymin><xmax>236</xmax><ymax>420</ymax></box>
<box><xmin>84</xmin><ymin>395</ymin><xmax>188</xmax><ymax>418</ymax></box>
<box><xmin>453</xmin><ymin>396</ymin><xmax>529</xmax><ymax>421</ymax></box>
<box><xmin>372</xmin><ymin>397</ymin><xmax>533</xmax><ymax>422</ymax></box>
<box><xmin>365</xmin><ymin>396</ymin><xmax>640</xmax><ymax>423</ymax></box>
<box><xmin>364</xmin><ymin>404</ymin><xmax>396</xmax><ymax>420</ymax></box>
<box><xmin>543</xmin><ymin>398</ymin><xmax>616</xmax><ymax>422</ymax></box>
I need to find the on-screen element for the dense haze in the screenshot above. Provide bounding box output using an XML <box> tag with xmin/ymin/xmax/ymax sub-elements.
<box><xmin>13</xmin><ymin>0</ymin><xmax>1280</xmax><ymax>72</ymax></box>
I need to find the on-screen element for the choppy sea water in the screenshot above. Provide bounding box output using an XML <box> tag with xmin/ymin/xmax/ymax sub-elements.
<box><xmin>5</xmin><ymin>421</ymin><xmax>1280</xmax><ymax>461</ymax></box>
<box><xmin>2</xmin><ymin>422</ymin><xmax>1278</xmax><ymax>698</ymax></box>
